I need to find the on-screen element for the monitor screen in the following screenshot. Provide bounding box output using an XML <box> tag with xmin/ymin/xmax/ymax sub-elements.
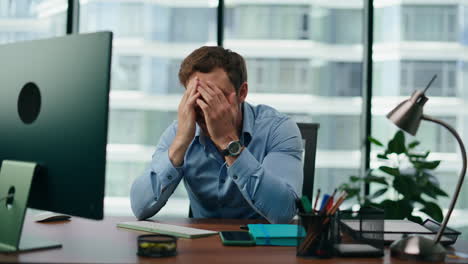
<box><xmin>0</xmin><ymin>32</ymin><xmax>112</xmax><ymax>220</ymax></box>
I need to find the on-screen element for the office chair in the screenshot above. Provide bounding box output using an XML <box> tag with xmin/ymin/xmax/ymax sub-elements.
<box><xmin>188</xmin><ymin>122</ymin><xmax>320</xmax><ymax>218</ymax></box>
<box><xmin>297</xmin><ymin>123</ymin><xmax>319</xmax><ymax>202</ymax></box>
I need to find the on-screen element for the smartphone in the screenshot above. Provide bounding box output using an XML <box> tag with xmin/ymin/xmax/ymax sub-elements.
<box><xmin>219</xmin><ymin>231</ymin><xmax>255</xmax><ymax>246</ymax></box>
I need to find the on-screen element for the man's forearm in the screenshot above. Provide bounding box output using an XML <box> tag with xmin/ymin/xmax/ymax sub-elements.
<box><xmin>227</xmin><ymin>149</ymin><xmax>301</xmax><ymax>224</ymax></box>
<box><xmin>130</xmin><ymin>167</ymin><xmax>182</xmax><ymax>220</ymax></box>
<box><xmin>168</xmin><ymin>137</ymin><xmax>191</xmax><ymax>167</ymax></box>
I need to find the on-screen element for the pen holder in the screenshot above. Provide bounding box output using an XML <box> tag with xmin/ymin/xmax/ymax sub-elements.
<box><xmin>296</xmin><ymin>213</ymin><xmax>339</xmax><ymax>258</ymax></box>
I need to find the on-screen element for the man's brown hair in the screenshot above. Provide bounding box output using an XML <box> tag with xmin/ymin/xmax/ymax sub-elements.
<box><xmin>178</xmin><ymin>46</ymin><xmax>247</xmax><ymax>93</ymax></box>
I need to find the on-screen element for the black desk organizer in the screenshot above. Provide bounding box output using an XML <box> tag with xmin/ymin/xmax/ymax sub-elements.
<box><xmin>340</xmin><ymin>210</ymin><xmax>461</xmax><ymax>246</ymax></box>
<box><xmin>337</xmin><ymin>207</ymin><xmax>385</xmax><ymax>257</ymax></box>
<box><xmin>297</xmin><ymin>207</ymin><xmax>385</xmax><ymax>258</ymax></box>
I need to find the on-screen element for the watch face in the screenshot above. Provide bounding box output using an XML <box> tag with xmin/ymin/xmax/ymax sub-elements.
<box><xmin>228</xmin><ymin>141</ymin><xmax>241</xmax><ymax>155</ymax></box>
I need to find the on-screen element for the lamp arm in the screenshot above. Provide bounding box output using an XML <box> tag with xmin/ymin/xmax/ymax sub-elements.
<box><xmin>422</xmin><ymin>115</ymin><xmax>467</xmax><ymax>244</ymax></box>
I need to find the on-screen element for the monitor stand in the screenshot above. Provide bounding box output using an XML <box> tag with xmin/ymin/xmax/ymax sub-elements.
<box><xmin>0</xmin><ymin>160</ymin><xmax>61</xmax><ymax>252</ymax></box>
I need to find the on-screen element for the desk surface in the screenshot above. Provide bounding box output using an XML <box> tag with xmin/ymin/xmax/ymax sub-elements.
<box><xmin>1</xmin><ymin>214</ymin><xmax>467</xmax><ymax>264</ymax></box>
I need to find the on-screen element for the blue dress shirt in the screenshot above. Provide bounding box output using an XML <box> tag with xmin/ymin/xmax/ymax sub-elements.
<box><xmin>130</xmin><ymin>102</ymin><xmax>303</xmax><ymax>224</ymax></box>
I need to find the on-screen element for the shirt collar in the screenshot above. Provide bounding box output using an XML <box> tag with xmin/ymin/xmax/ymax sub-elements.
<box><xmin>195</xmin><ymin>102</ymin><xmax>254</xmax><ymax>147</ymax></box>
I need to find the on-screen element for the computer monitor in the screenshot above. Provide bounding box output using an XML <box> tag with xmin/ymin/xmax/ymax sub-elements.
<box><xmin>0</xmin><ymin>32</ymin><xmax>112</xmax><ymax>252</ymax></box>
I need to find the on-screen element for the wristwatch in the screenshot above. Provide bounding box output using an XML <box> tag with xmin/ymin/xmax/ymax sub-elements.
<box><xmin>221</xmin><ymin>141</ymin><xmax>243</xmax><ymax>157</ymax></box>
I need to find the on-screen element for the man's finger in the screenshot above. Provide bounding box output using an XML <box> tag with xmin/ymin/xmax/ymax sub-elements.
<box><xmin>227</xmin><ymin>92</ymin><xmax>237</xmax><ymax>105</ymax></box>
<box><xmin>196</xmin><ymin>98</ymin><xmax>209</xmax><ymax>111</ymax></box>
<box><xmin>205</xmin><ymin>81</ymin><xmax>225</xmax><ymax>98</ymax></box>
<box><xmin>198</xmin><ymin>80</ymin><xmax>216</xmax><ymax>97</ymax></box>
<box><xmin>181</xmin><ymin>77</ymin><xmax>197</xmax><ymax>103</ymax></box>
<box><xmin>186</xmin><ymin>77</ymin><xmax>198</xmax><ymax>95</ymax></box>
<box><xmin>197</xmin><ymin>85</ymin><xmax>215</xmax><ymax>104</ymax></box>
<box><xmin>205</xmin><ymin>80</ymin><xmax>231</xmax><ymax>104</ymax></box>
<box><xmin>186</xmin><ymin>91</ymin><xmax>200</xmax><ymax>107</ymax></box>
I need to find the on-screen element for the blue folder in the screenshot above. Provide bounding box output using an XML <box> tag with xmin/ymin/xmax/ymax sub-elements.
<box><xmin>247</xmin><ymin>224</ymin><xmax>305</xmax><ymax>246</ymax></box>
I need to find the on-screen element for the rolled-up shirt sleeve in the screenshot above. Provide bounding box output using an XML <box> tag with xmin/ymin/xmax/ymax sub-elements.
<box><xmin>130</xmin><ymin>121</ymin><xmax>183</xmax><ymax>220</ymax></box>
<box><xmin>227</xmin><ymin>117</ymin><xmax>303</xmax><ymax>224</ymax></box>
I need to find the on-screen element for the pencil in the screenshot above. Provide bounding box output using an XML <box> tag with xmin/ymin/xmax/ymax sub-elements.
<box><xmin>312</xmin><ymin>189</ymin><xmax>321</xmax><ymax>212</ymax></box>
<box><xmin>328</xmin><ymin>191</ymin><xmax>348</xmax><ymax>216</ymax></box>
<box><xmin>325</xmin><ymin>188</ymin><xmax>337</xmax><ymax>213</ymax></box>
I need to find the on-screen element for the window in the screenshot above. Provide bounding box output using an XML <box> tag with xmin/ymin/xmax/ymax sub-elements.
<box><xmin>80</xmin><ymin>0</ymin><xmax>217</xmax><ymax>216</ymax></box>
<box><xmin>401</xmin><ymin>61</ymin><xmax>456</xmax><ymax>97</ymax></box>
<box><xmin>225</xmin><ymin>5</ymin><xmax>309</xmax><ymax>40</ymax></box>
<box><xmin>402</xmin><ymin>5</ymin><xmax>458</xmax><ymax>42</ymax></box>
<box><xmin>0</xmin><ymin>0</ymin><xmax>66</xmax><ymax>44</ymax></box>
<box><xmin>225</xmin><ymin>2</ymin><xmax>364</xmax><ymax>204</ymax></box>
<box><xmin>310</xmin><ymin>7</ymin><xmax>362</xmax><ymax>44</ymax></box>
<box><xmin>373</xmin><ymin>2</ymin><xmax>468</xmax><ymax>237</ymax></box>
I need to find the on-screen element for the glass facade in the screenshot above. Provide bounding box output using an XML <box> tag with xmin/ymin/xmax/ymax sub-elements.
<box><xmin>224</xmin><ymin>2</ymin><xmax>364</xmax><ymax>208</ymax></box>
<box><xmin>3</xmin><ymin>0</ymin><xmax>468</xmax><ymax>236</ymax></box>
<box><xmin>79</xmin><ymin>0</ymin><xmax>217</xmax><ymax>216</ymax></box>
<box><xmin>373</xmin><ymin>2</ymin><xmax>468</xmax><ymax>237</ymax></box>
<box><xmin>0</xmin><ymin>0</ymin><xmax>66</xmax><ymax>44</ymax></box>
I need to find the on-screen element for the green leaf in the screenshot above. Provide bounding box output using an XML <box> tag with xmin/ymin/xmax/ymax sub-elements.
<box><xmin>368</xmin><ymin>136</ymin><xmax>384</xmax><ymax>147</ymax></box>
<box><xmin>379</xmin><ymin>166</ymin><xmax>400</xmax><ymax>177</ymax></box>
<box><xmin>388</xmin><ymin>130</ymin><xmax>406</xmax><ymax>154</ymax></box>
<box><xmin>344</xmin><ymin>188</ymin><xmax>361</xmax><ymax>200</ymax></box>
<box><xmin>369</xmin><ymin>188</ymin><xmax>387</xmax><ymax>199</ymax></box>
<box><xmin>408</xmin><ymin>151</ymin><xmax>430</xmax><ymax>159</ymax></box>
<box><xmin>376</xmin><ymin>154</ymin><xmax>388</xmax><ymax>160</ymax></box>
<box><xmin>380</xmin><ymin>200</ymin><xmax>412</xmax><ymax>219</ymax></box>
<box><xmin>408</xmin><ymin>141</ymin><xmax>420</xmax><ymax>149</ymax></box>
<box><xmin>414</xmin><ymin>160</ymin><xmax>441</xmax><ymax>170</ymax></box>
<box><xmin>407</xmin><ymin>215</ymin><xmax>423</xmax><ymax>224</ymax></box>
<box><xmin>350</xmin><ymin>175</ymin><xmax>360</xmax><ymax>182</ymax></box>
<box><xmin>363</xmin><ymin>175</ymin><xmax>388</xmax><ymax>185</ymax></box>
<box><xmin>394</xmin><ymin>175</ymin><xmax>416</xmax><ymax>198</ymax></box>
<box><xmin>422</xmin><ymin>182</ymin><xmax>448</xmax><ymax>198</ymax></box>
<box><xmin>431</xmin><ymin>185</ymin><xmax>448</xmax><ymax>197</ymax></box>
<box><xmin>420</xmin><ymin>202</ymin><xmax>444</xmax><ymax>222</ymax></box>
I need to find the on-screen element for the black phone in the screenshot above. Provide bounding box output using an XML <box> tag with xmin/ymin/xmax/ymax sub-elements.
<box><xmin>219</xmin><ymin>231</ymin><xmax>255</xmax><ymax>246</ymax></box>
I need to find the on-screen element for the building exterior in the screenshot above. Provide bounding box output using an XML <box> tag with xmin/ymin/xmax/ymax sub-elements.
<box><xmin>1</xmin><ymin>0</ymin><xmax>467</xmax><ymax>229</ymax></box>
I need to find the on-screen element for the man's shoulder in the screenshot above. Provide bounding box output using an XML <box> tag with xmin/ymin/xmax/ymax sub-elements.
<box><xmin>247</xmin><ymin>102</ymin><xmax>298</xmax><ymax>134</ymax></box>
<box><xmin>248</xmin><ymin>103</ymin><xmax>288</xmax><ymax>122</ymax></box>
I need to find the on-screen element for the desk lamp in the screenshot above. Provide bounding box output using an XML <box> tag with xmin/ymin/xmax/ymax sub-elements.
<box><xmin>386</xmin><ymin>75</ymin><xmax>467</xmax><ymax>261</ymax></box>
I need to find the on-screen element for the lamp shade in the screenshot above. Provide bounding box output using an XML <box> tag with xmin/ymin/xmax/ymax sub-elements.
<box><xmin>386</xmin><ymin>90</ymin><xmax>428</xmax><ymax>136</ymax></box>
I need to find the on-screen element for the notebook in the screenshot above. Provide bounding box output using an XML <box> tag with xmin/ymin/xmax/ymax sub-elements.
<box><xmin>117</xmin><ymin>221</ymin><xmax>218</xmax><ymax>239</ymax></box>
<box><xmin>247</xmin><ymin>224</ymin><xmax>304</xmax><ymax>246</ymax></box>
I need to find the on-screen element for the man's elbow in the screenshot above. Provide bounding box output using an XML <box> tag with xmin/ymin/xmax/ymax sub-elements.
<box><xmin>267</xmin><ymin>205</ymin><xmax>296</xmax><ymax>224</ymax></box>
<box><xmin>272</xmin><ymin>213</ymin><xmax>295</xmax><ymax>224</ymax></box>
<box><xmin>130</xmin><ymin>182</ymin><xmax>150</xmax><ymax>220</ymax></box>
<box><xmin>130</xmin><ymin>197</ymin><xmax>146</xmax><ymax>220</ymax></box>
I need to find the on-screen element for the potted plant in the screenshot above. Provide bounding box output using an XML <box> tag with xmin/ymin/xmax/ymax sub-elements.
<box><xmin>339</xmin><ymin>130</ymin><xmax>448</xmax><ymax>223</ymax></box>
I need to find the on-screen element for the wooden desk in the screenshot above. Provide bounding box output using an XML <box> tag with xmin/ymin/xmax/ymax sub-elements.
<box><xmin>1</xmin><ymin>215</ymin><xmax>467</xmax><ymax>264</ymax></box>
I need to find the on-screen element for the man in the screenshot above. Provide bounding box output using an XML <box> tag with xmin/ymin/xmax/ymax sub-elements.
<box><xmin>130</xmin><ymin>46</ymin><xmax>303</xmax><ymax>224</ymax></box>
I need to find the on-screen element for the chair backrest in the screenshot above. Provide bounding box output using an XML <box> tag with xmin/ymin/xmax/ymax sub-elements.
<box><xmin>297</xmin><ymin>123</ymin><xmax>320</xmax><ymax>202</ymax></box>
<box><xmin>189</xmin><ymin>122</ymin><xmax>320</xmax><ymax>218</ymax></box>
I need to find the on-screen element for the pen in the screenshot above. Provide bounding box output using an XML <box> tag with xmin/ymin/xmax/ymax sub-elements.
<box><xmin>301</xmin><ymin>196</ymin><xmax>312</xmax><ymax>213</ymax></box>
<box><xmin>312</xmin><ymin>189</ymin><xmax>321</xmax><ymax>213</ymax></box>
<box><xmin>325</xmin><ymin>189</ymin><xmax>337</xmax><ymax>213</ymax></box>
<box><xmin>295</xmin><ymin>198</ymin><xmax>306</xmax><ymax>214</ymax></box>
<box><xmin>318</xmin><ymin>194</ymin><xmax>330</xmax><ymax>215</ymax></box>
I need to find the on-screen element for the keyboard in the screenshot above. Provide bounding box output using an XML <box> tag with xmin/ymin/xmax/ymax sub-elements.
<box><xmin>117</xmin><ymin>221</ymin><xmax>219</xmax><ymax>239</ymax></box>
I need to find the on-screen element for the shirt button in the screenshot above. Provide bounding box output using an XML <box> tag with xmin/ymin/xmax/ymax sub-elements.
<box><xmin>220</xmin><ymin>179</ymin><xmax>225</xmax><ymax>184</ymax></box>
<box><xmin>233</xmin><ymin>175</ymin><xmax>238</xmax><ymax>180</ymax></box>
<box><xmin>168</xmin><ymin>175</ymin><xmax>173</xmax><ymax>180</ymax></box>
